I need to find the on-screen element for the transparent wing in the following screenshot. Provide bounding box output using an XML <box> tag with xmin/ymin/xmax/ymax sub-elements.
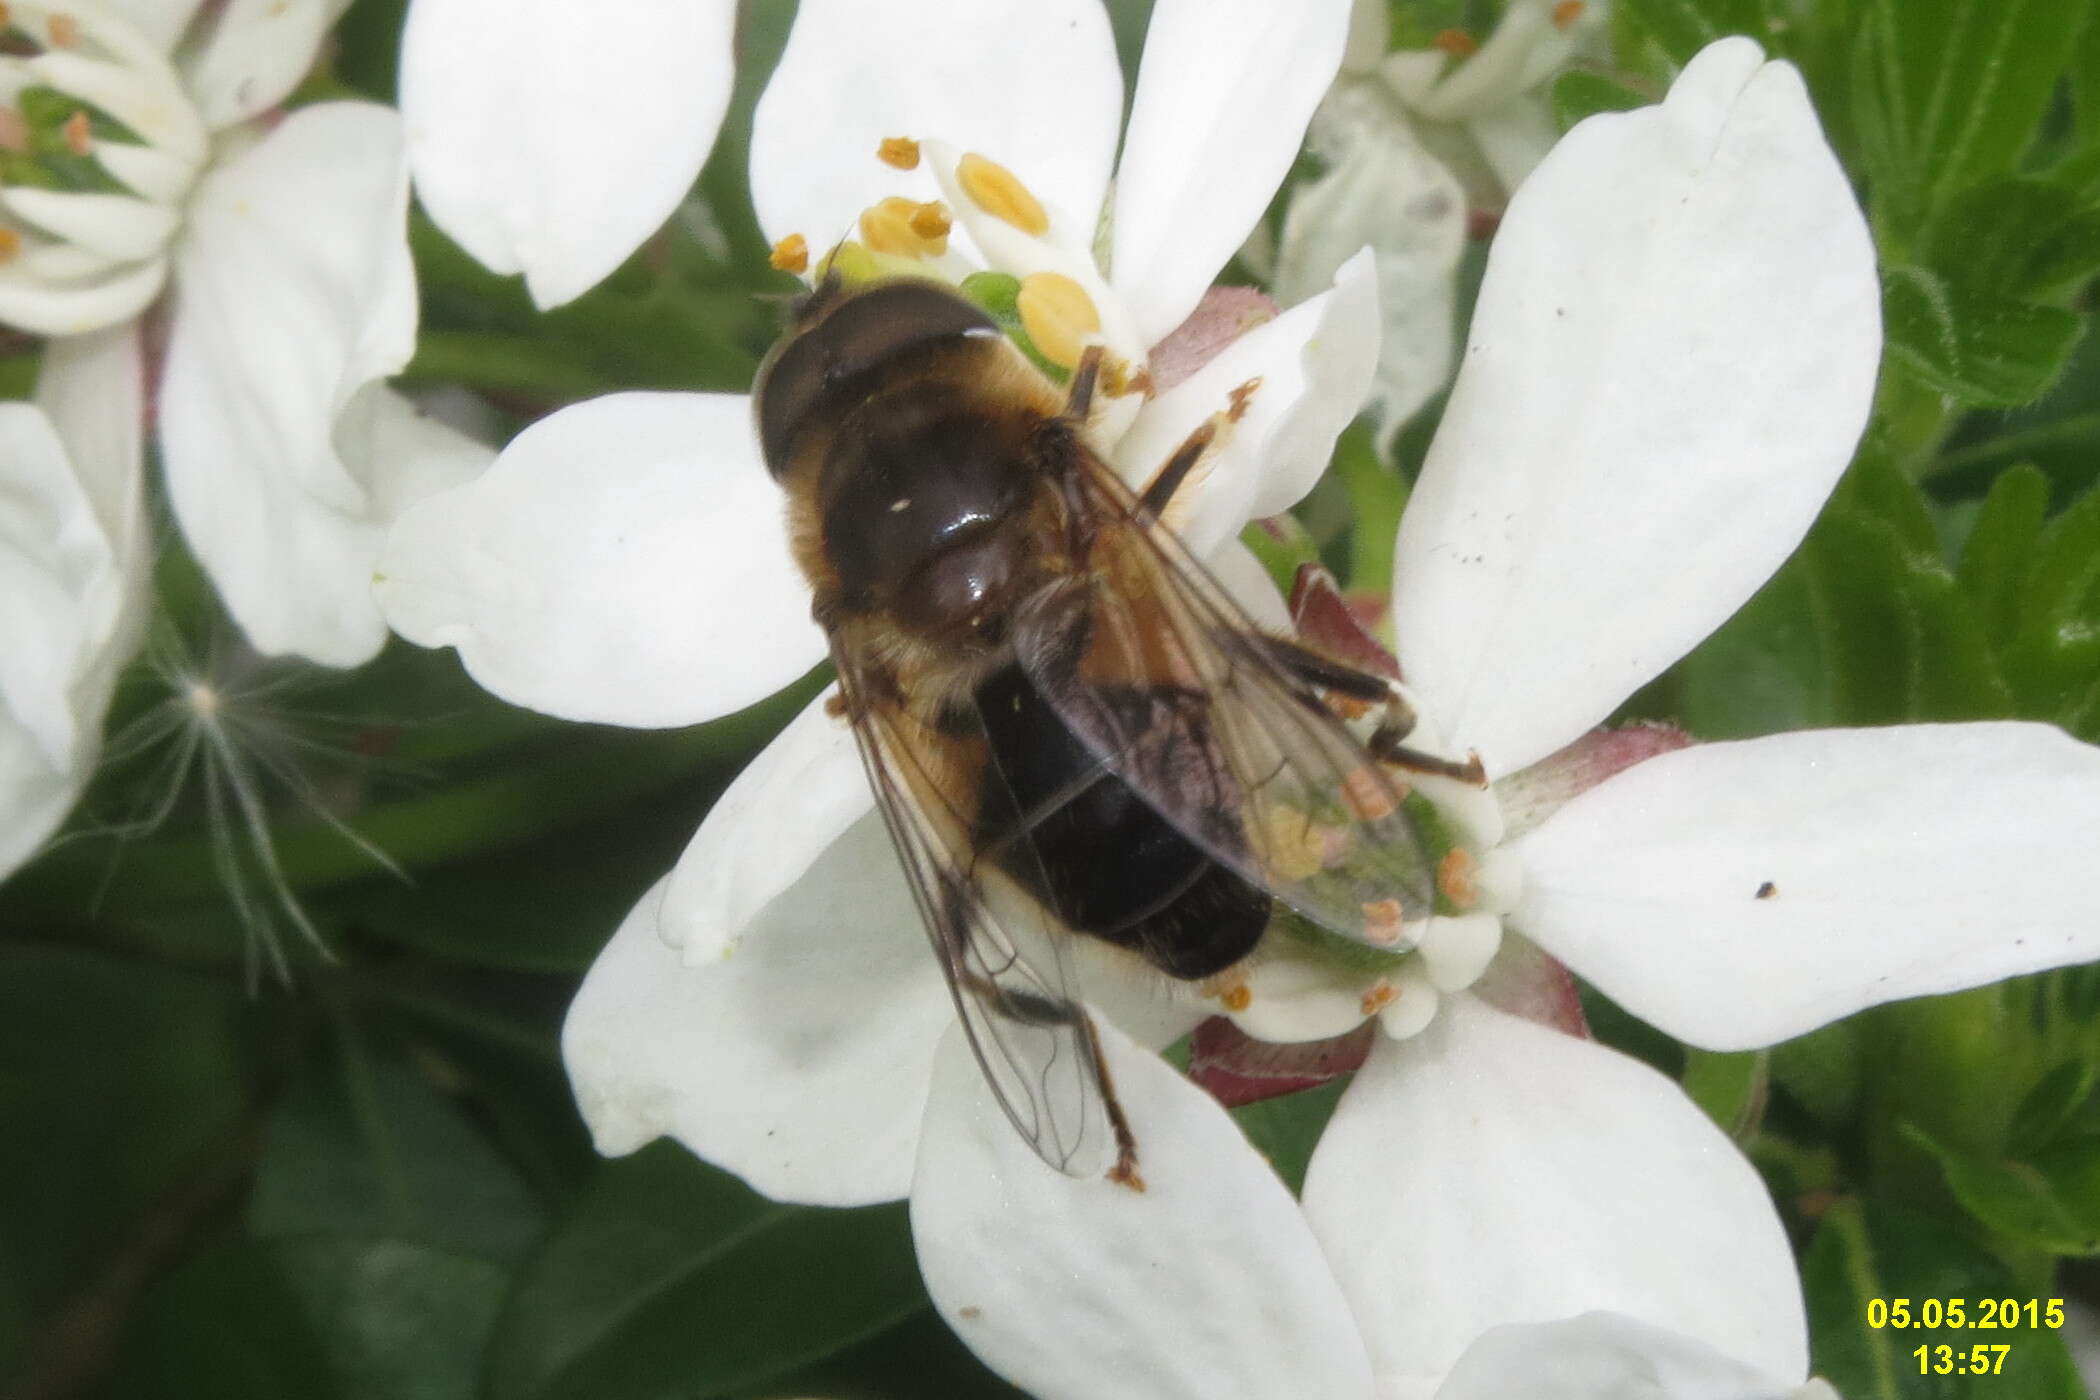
<box><xmin>1013</xmin><ymin>455</ymin><xmax>1447</xmax><ymax>949</ymax></box>
<box><xmin>831</xmin><ymin>640</ymin><xmax>1130</xmax><ymax>1179</ymax></box>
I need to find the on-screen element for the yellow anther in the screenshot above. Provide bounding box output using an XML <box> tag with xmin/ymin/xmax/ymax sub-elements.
<box><xmin>1340</xmin><ymin>766</ymin><xmax>1397</xmax><ymax>822</ymax></box>
<box><xmin>769</xmin><ymin>232</ymin><xmax>809</xmax><ymax>275</ymax></box>
<box><xmin>1432</xmin><ymin>28</ymin><xmax>1477</xmax><ymax>57</ymax></box>
<box><xmin>908</xmin><ymin>201</ymin><xmax>951</xmax><ymax>241</ymax></box>
<box><xmin>47</xmin><ymin>12</ymin><xmax>79</xmax><ymax>47</ymax></box>
<box><xmin>60</xmin><ymin>109</ymin><xmax>89</xmax><ymax>156</ymax></box>
<box><xmin>0</xmin><ymin>4</ymin><xmax>12</xmax><ymax>28</ymax></box>
<box><xmin>1263</xmin><ymin>806</ymin><xmax>1329</xmax><ymax>882</ymax></box>
<box><xmin>1437</xmin><ymin>847</ymin><xmax>1479</xmax><ymax>911</ymax></box>
<box><xmin>859</xmin><ymin>196</ymin><xmax>950</xmax><ymax>258</ymax></box>
<box><xmin>877</xmin><ymin>136</ymin><xmax>921</xmax><ymax>170</ymax></box>
<box><xmin>1361</xmin><ymin>898</ymin><xmax>1406</xmax><ymax>946</ymax></box>
<box><xmin>1200</xmin><ymin>971</ymin><xmax>1252</xmax><ymax>1011</ymax></box>
<box><xmin>1016</xmin><ymin>271</ymin><xmax>1099</xmax><ymax>370</ymax></box>
<box><xmin>1551</xmin><ymin>1</ymin><xmax>1586</xmax><ymax>28</ymax></box>
<box><xmin>0</xmin><ymin>228</ymin><xmax>20</xmax><ymax>264</ymax></box>
<box><xmin>1360</xmin><ymin>980</ymin><xmax>1397</xmax><ymax>1017</ymax></box>
<box><xmin>957</xmin><ymin>152</ymin><xmax>1048</xmax><ymax>235</ymax></box>
<box><xmin>0</xmin><ymin>109</ymin><xmax>29</xmax><ymax>155</ymax></box>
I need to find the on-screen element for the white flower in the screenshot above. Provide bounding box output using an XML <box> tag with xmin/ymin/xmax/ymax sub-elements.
<box><xmin>376</xmin><ymin>0</ymin><xmax>1372</xmax><ymax>727</ymax></box>
<box><xmin>0</xmin><ymin>1</ymin><xmax>489</xmax><ymax>666</ymax></box>
<box><xmin>1265</xmin><ymin>0</ymin><xmax>1613</xmax><ymax>447</ymax></box>
<box><xmin>473</xmin><ymin>34</ymin><xmax>2100</xmax><ymax>1400</ymax></box>
<box><xmin>0</xmin><ymin>328</ymin><xmax>147</xmax><ymax>879</ymax></box>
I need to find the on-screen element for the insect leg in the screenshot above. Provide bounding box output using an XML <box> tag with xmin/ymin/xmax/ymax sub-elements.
<box><xmin>1064</xmin><ymin>344</ymin><xmax>1105</xmax><ymax>421</ymax></box>
<box><xmin>1134</xmin><ymin>378</ymin><xmax>1261</xmax><ymax>519</ymax></box>
<box><xmin>1136</xmin><ymin>418</ymin><xmax>1218</xmax><ymax>519</ymax></box>
<box><xmin>1078</xmin><ymin>1011</ymin><xmax>1146</xmax><ymax>1192</ymax></box>
<box><xmin>1255</xmin><ymin>634</ymin><xmax>1489</xmax><ymax>787</ymax></box>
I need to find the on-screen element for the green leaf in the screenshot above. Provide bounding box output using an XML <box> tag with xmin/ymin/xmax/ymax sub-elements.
<box><xmin>1673</xmin><ymin>562</ymin><xmax>1832</xmax><ymax>739</ymax></box>
<box><xmin>249</xmin><ymin>1040</ymin><xmax>544</xmax><ymax>1265</ymax></box>
<box><xmin>2009</xmin><ymin>1058</ymin><xmax>2100</xmax><ymax>1158</ymax></box>
<box><xmin>1550</xmin><ymin>70</ymin><xmax>1650</xmax><ymax>128</ymax></box>
<box><xmin>1681</xmin><ymin>1049</ymin><xmax>1768</xmax><ymax>1139</ymax></box>
<box><xmin>1906</xmin><ymin>1124</ymin><xmax>2100</xmax><ymax>1255</ymax></box>
<box><xmin>1229</xmin><ymin>1075</ymin><xmax>1351</xmax><ymax>1196</ymax></box>
<box><xmin>0</xmin><ymin>946</ymin><xmax>250</xmax><ymax>1327</ymax></box>
<box><xmin>1998</xmin><ymin>475</ymin><xmax>2100</xmax><ymax>734</ymax></box>
<box><xmin>1617</xmin><ymin>0</ymin><xmax>1785</xmax><ymax>64</ymax></box>
<box><xmin>486</xmin><ymin>1142</ymin><xmax>925</xmax><ymax>1400</ymax></box>
<box><xmin>112</xmin><ymin>1236</ymin><xmax>509</xmax><ymax>1400</ymax></box>
<box><xmin>1770</xmin><ymin>1021</ymin><xmax>1865</xmax><ymax>1131</ymax></box>
<box><xmin>1850</xmin><ymin>0</ymin><xmax>2092</xmax><ymax>239</ymax></box>
<box><xmin>1802</xmin><ymin>1198</ymin><xmax>2087</xmax><ymax>1398</ymax></box>
<box><xmin>1798</xmin><ymin>503</ymin><xmax>2012</xmax><ymax>726</ymax></box>
<box><xmin>1919</xmin><ymin>180</ymin><xmax>2100</xmax><ymax>301</ymax></box>
<box><xmin>1882</xmin><ymin>264</ymin><xmax>2084</xmax><ymax>409</ymax></box>
<box><xmin>1955</xmin><ymin>463</ymin><xmax>2050</xmax><ymax>639</ymax></box>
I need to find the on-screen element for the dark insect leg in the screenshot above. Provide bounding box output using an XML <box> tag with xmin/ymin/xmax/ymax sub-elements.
<box><xmin>1079</xmin><ymin>1011</ymin><xmax>1145</xmax><ymax>1192</ymax></box>
<box><xmin>1137</xmin><ymin>419</ymin><xmax>1217</xmax><ymax>519</ymax></box>
<box><xmin>1253</xmin><ymin>634</ymin><xmax>1397</xmax><ymax>705</ymax></box>
<box><xmin>1258</xmin><ymin>633</ymin><xmax>1490</xmax><ymax>788</ymax></box>
<box><xmin>1064</xmin><ymin>344</ymin><xmax>1105</xmax><ymax>421</ymax></box>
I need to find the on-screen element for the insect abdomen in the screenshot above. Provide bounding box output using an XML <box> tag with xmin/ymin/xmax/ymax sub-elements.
<box><xmin>972</xmin><ymin>661</ymin><xmax>1267</xmax><ymax>979</ymax></box>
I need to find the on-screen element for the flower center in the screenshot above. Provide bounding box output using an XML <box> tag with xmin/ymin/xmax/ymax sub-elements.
<box><xmin>1211</xmin><ymin>743</ymin><xmax>1523</xmax><ymax>1045</ymax></box>
<box><xmin>771</xmin><ymin>136</ymin><xmax>1151</xmax><ymax>441</ymax></box>
<box><xmin>0</xmin><ymin>3</ymin><xmax>207</xmax><ymax>320</ymax></box>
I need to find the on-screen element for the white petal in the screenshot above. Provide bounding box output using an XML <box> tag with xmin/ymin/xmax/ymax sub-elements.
<box><xmin>160</xmin><ymin>101</ymin><xmax>415</xmax><ymax>666</ymax></box>
<box><xmin>377</xmin><ymin>392</ymin><xmax>825</xmax><ymax>727</ymax></box>
<box><xmin>1513</xmin><ymin>722</ymin><xmax>2100</xmax><ymax>1051</ymax></box>
<box><xmin>1390</xmin><ymin>39</ymin><xmax>1880</xmax><ymax>778</ymax></box>
<box><xmin>1113</xmin><ymin>249</ymin><xmax>1379</xmax><ymax>557</ymax></box>
<box><xmin>749</xmin><ymin>0</ymin><xmax>1120</xmax><ymax>252</ymax></box>
<box><xmin>36</xmin><ymin>324</ymin><xmax>149</xmax><ymax>697</ymax></box>
<box><xmin>660</xmin><ymin>686</ymin><xmax>872</xmax><ymax>963</ymax></box>
<box><xmin>106</xmin><ymin>0</ymin><xmax>207</xmax><ymax>53</ymax></box>
<box><xmin>1204</xmin><ymin>536</ymin><xmax>1294</xmax><ymax>631</ymax></box>
<box><xmin>0</xmin><ymin>254</ymin><xmax>164</xmax><ymax>337</ymax></box>
<box><xmin>181</xmin><ymin>0</ymin><xmax>353</xmax><ymax>128</ymax></box>
<box><xmin>1303</xmin><ymin>997</ymin><xmax>1805</xmax><ymax>1400</ymax></box>
<box><xmin>1438</xmin><ymin>1313</ymin><xmax>1807</xmax><ymax>1400</ymax></box>
<box><xmin>400</xmin><ymin>0</ymin><xmax>736</xmax><ymax>307</ymax></box>
<box><xmin>1110</xmin><ymin>0</ymin><xmax>1353</xmax><ymax>344</ymax></box>
<box><xmin>911</xmin><ymin>1018</ymin><xmax>1375</xmax><ymax>1400</ymax></box>
<box><xmin>38</xmin><ymin>324</ymin><xmax>147</xmax><ymax>562</ymax></box>
<box><xmin>0</xmin><ymin>189</ymin><xmax>179</xmax><ymax>262</ymax></box>
<box><xmin>333</xmin><ymin>384</ymin><xmax>498</xmax><ymax>523</ymax></box>
<box><xmin>1274</xmin><ymin>86</ymin><xmax>1465</xmax><ymax>441</ymax></box>
<box><xmin>0</xmin><ymin>402</ymin><xmax>139</xmax><ymax>876</ymax></box>
<box><xmin>565</xmin><ymin>852</ymin><xmax>950</xmax><ymax>1205</ymax></box>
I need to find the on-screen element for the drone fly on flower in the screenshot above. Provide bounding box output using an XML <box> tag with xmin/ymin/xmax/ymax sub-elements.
<box><xmin>752</xmin><ymin>271</ymin><xmax>1482</xmax><ymax>1189</ymax></box>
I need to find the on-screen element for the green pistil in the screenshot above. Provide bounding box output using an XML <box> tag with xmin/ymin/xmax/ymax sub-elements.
<box><xmin>0</xmin><ymin>86</ymin><xmax>138</xmax><ymax>195</ymax></box>
<box><xmin>958</xmin><ymin>269</ymin><xmax>1069</xmax><ymax>384</ymax></box>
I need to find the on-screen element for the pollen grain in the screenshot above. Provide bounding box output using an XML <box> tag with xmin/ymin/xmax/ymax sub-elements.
<box><xmin>1437</xmin><ymin>847</ymin><xmax>1479</xmax><ymax>911</ymax></box>
<box><xmin>860</xmin><ymin>196</ymin><xmax>951</xmax><ymax>257</ymax></box>
<box><xmin>769</xmin><ymin>232</ymin><xmax>810</xmax><ymax>274</ymax></box>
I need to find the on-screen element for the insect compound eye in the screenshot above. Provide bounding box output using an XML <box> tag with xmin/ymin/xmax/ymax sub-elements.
<box><xmin>752</xmin><ymin>280</ymin><xmax>1000</xmax><ymax>475</ymax></box>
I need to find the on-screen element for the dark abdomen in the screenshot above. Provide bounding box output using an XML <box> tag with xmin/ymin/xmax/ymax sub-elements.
<box><xmin>972</xmin><ymin>663</ymin><xmax>1267</xmax><ymax>980</ymax></box>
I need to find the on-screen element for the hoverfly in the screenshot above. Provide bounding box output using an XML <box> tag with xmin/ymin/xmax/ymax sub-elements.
<box><xmin>752</xmin><ymin>275</ymin><xmax>1480</xmax><ymax>1187</ymax></box>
